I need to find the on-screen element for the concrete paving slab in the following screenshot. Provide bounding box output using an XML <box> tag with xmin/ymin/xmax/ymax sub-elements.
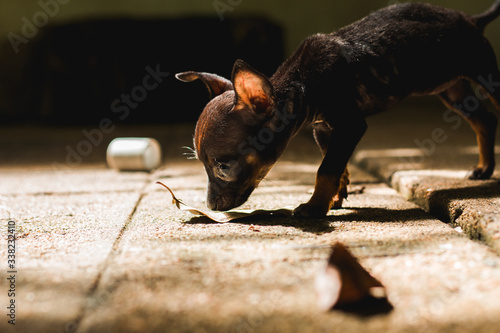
<box><xmin>0</xmin><ymin>169</ymin><xmax>151</xmax><ymax>196</ymax></box>
<box><xmin>390</xmin><ymin>171</ymin><xmax>500</xmax><ymax>252</ymax></box>
<box><xmin>0</xmin><ymin>191</ymin><xmax>142</xmax><ymax>333</ymax></box>
<box><xmin>76</xmin><ymin>173</ymin><xmax>500</xmax><ymax>333</ymax></box>
<box><xmin>353</xmin><ymin>99</ymin><xmax>500</xmax><ymax>175</ymax></box>
<box><xmin>353</xmin><ymin>101</ymin><xmax>500</xmax><ymax>253</ymax></box>
<box><xmin>2</xmin><ymin>120</ymin><xmax>500</xmax><ymax>333</ymax></box>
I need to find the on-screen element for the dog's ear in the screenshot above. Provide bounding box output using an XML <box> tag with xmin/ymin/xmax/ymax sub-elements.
<box><xmin>231</xmin><ymin>59</ymin><xmax>274</xmax><ymax>116</ymax></box>
<box><xmin>175</xmin><ymin>72</ymin><xmax>233</xmax><ymax>99</ymax></box>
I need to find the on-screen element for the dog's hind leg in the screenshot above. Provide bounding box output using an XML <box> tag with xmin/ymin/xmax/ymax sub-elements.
<box><xmin>438</xmin><ymin>79</ymin><xmax>497</xmax><ymax>179</ymax></box>
<box><xmin>474</xmin><ymin>70</ymin><xmax>500</xmax><ymax>116</ymax></box>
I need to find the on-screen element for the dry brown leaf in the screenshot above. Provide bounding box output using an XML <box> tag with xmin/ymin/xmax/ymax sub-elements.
<box><xmin>315</xmin><ymin>242</ymin><xmax>387</xmax><ymax>311</ymax></box>
<box><xmin>156</xmin><ymin>181</ymin><xmax>292</xmax><ymax>223</ymax></box>
<box><xmin>348</xmin><ymin>185</ymin><xmax>366</xmax><ymax>195</ymax></box>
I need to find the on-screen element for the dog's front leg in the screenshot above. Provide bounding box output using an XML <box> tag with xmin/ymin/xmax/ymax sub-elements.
<box><xmin>294</xmin><ymin>118</ymin><xmax>367</xmax><ymax>218</ymax></box>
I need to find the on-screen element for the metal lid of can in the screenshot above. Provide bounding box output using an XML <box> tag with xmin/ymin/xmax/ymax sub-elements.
<box><xmin>106</xmin><ymin>137</ymin><xmax>162</xmax><ymax>171</ymax></box>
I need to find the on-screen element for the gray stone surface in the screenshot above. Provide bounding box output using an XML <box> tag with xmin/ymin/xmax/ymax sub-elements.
<box><xmin>1</xmin><ymin>116</ymin><xmax>500</xmax><ymax>332</ymax></box>
<box><xmin>1</xmin><ymin>188</ymin><xmax>144</xmax><ymax>333</ymax></box>
<box><xmin>75</xmin><ymin>174</ymin><xmax>500</xmax><ymax>333</ymax></box>
<box><xmin>353</xmin><ymin>99</ymin><xmax>500</xmax><ymax>254</ymax></box>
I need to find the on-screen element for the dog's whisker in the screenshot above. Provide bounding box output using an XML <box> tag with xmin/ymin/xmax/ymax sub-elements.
<box><xmin>253</xmin><ymin>186</ymin><xmax>275</xmax><ymax>198</ymax></box>
<box><xmin>181</xmin><ymin>146</ymin><xmax>198</xmax><ymax>160</ymax></box>
<box><xmin>260</xmin><ymin>179</ymin><xmax>282</xmax><ymax>189</ymax></box>
<box><xmin>257</xmin><ymin>179</ymin><xmax>285</xmax><ymax>197</ymax></box>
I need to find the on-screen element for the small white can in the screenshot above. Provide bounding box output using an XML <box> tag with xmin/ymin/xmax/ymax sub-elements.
<box><xmin>106</xmin><ymin>137</ymin><xmax>162</xmax><ymax>171</ymax></box>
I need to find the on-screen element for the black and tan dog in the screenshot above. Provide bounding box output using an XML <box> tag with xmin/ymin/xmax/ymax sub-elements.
<box><xmin>177</xmin><ymin>1</ymin><xmax>500</xmax><ymax>217</ymax></box>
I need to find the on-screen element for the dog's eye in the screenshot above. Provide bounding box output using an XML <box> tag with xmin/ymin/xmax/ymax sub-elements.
<box><xmin>218</xmin><ymin>163</ymin><xmax>230</xmax><ymax>171</ymax></box>
<box><xmin>214</xmin><ymin>159</ymin><xmax>235</xmax><ymax>178</ymax></box>
<box><xmin>214</xmin><ymin>160</ymin><xmax>231</xmax><ymax>176</ymax></box>
<box><xmin>216</xmin><ymin>162</ymin><xmax>230</xmax><ymax>175</ymax></box>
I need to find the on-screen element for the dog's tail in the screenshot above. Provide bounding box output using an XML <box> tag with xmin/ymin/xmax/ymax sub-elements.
<box><xmin>473</xmin><ymin>0</ymin><xmax>500</xmax><ymax>32</ymax></box>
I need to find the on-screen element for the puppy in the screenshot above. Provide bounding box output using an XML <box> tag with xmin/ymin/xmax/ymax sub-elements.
<box><xmin>177</xmin><ymin>1</ymin><xmax>500</xmax><ymax>217</ymax></box>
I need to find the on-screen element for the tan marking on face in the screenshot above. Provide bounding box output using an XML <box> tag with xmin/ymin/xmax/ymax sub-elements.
<box><xmin>245</xmin><ymin>153</ymin><xmax>258</xmax><ymax>165</ymax></box>
<box><xmin>240</xmin><ymin>154</ymin><xmax>274</xmax><ymax>192</ymax></box>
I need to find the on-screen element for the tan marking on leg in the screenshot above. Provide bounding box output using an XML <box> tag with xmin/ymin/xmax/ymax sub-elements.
<box><xmin>307</xmin><ymin>174</ymin><xmax>340</xmax><ymax>211</ymax></box>
<box><xmin>332</xmin><ymin>168</ymin><xmax>350</xmax><ymax>209</ymax></box>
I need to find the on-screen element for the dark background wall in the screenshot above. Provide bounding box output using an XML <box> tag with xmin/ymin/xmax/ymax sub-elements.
<box><xmin>0</xmin><ymin>0</ymin><xmax>499</xmax><ymax>125</ymax></box>
<box><xmin>2</xmin><ymin>0</ymin><xmax>499</xmax><ymax>55</ymax></box>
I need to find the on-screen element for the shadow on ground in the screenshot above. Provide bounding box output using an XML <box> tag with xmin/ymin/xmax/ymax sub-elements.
<box><xmin>184</xmin><ymin>206</ymin><xmax>433</xmax><ymax>235</ymax></box>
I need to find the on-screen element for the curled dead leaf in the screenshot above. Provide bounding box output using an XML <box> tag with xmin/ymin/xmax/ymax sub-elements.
<box><xmin>156</xmin><ymin>181</ymin><xmax>292</xmax><ymax>223</ymax></box>
<box><xmin>315</xmin><ymin>242</ymin><xmax>391</xmax><ymax>314</ymax></box>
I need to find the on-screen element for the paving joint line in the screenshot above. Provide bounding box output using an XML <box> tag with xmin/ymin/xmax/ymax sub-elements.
<box><xmin>352</xmin><ymin>159</ymin><xmax>500</xmax><ymax>253</ymax></box>
<box><xmin>68</xmin><ymin>180</ymin><xmax>150</xmax><ymax>333</ymax></box>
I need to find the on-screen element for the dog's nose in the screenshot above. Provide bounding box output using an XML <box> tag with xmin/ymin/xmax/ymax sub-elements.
<box><xmin>208</xmin><ymin>190</ymin><xmax>237</xmax><ymax>211</ymax></box>
<box><xmin>206</xmin><ymin>191</ymin><xmax>219</xmax><ymax>210</ymax></box>
<box><xmin>207</xmin><ymin>198</ymin><xmax>216</xmax><ymax>211</ymax></box>
<box><xmin>208</xmin><ymin>196</ymin><xmax>236</xmax><ymax>211</ymax></box>
<box><xmin>207</xmin><ymin>182</ymin><xmax>220</xmax><ymax>210</ymax></box>
<box><xmin>207</xmin><ymin>181</ymin><xmax>236</xmax><ymax>211</ymax></box>
<box><xmin>207</xmin><ymin>189</ymin><xmax>229</xmax><ymax>211</ymax></box>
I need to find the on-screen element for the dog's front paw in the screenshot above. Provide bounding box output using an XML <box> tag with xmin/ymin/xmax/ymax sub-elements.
<box><xmin>293</xmin><ymin>203</ymin><xmax>329</xmax><ymax>218</ymax></box>
<box><xmin>332</xmin><ymin>191</ymin><xmax>347</xmax><ymax>209</ymax></box>
<box><xmin>467</xmin><ymin>166</ymin><xmax>493</xmax><ymax>180</ymax></box>
<box><xmin>332</xmin><ymin>197</ymin><xmax>344</xmax><ymax>209</ymax></box>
